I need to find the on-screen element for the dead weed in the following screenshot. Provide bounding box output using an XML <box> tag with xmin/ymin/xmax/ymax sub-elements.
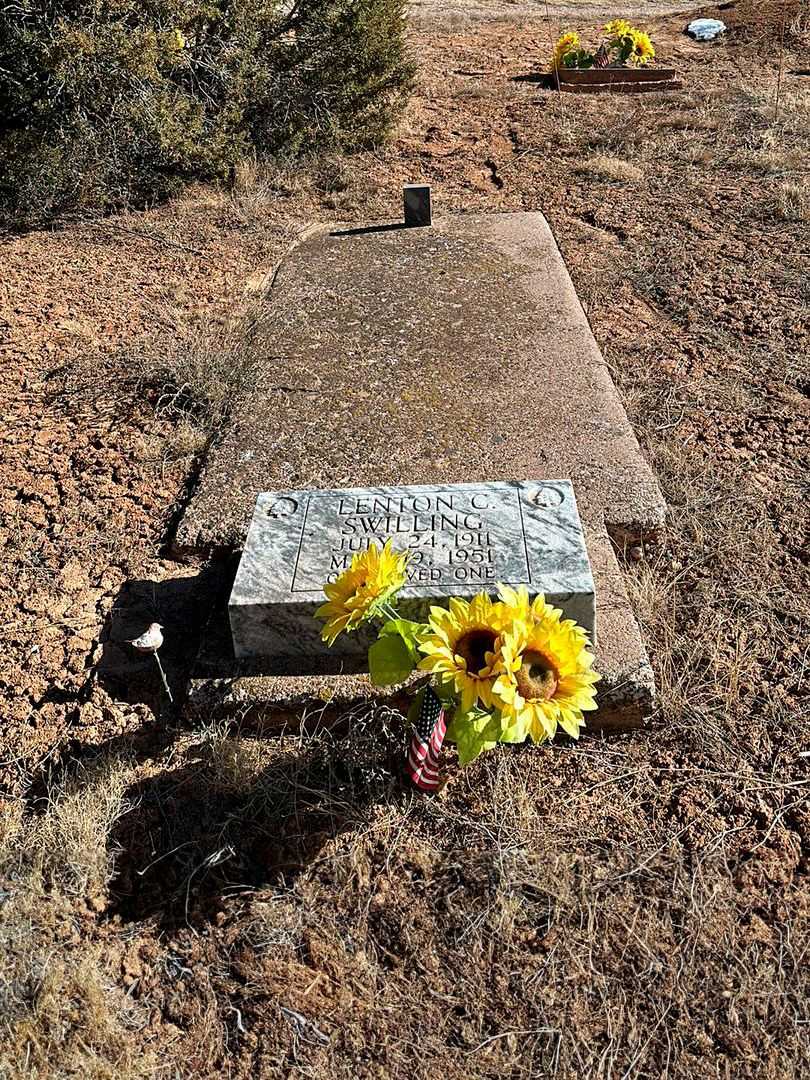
<box><xmin>774</xmin><ymin>179</ymin><xmax>810</xmax><ymax>220</ymax></box>
<box><xmin>575</xmin><ymin>154</ymin><xmax>644</xmax><ymax>182</ymax></box>
<box><xmin>0</xmin><ymin>755</ymin><xmax>154</xmax><ymax>1079</ymax></box>
<box><xmin>133</xmin><ymin>304</ymin><xmax>265</xmax><ymax>453</ymax></box>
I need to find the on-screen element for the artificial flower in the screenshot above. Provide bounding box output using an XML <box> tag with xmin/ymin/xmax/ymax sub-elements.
<box><xmin>497</xmin><ymin>584</ymin><xmax>588</xmax><ymax>645</ymax></box>
<box><xmin>629</xmin><ymin>29</ymin><xmax>655</xmax><ymax>64</ymax></box>
<box><xmin>418</xmin><ymin>594</ymin><xmax>523</xmax><ymax>712</ymax></box>
<box><xmin>551</xmin><ymin>31</ymin><xmax>581</xmax><ymax>71</ymax></box>
<box><xmin>316</xmin><ymin>539</ymin><xmax>408</xmax><ymax>644</ymax></box>
<box><xmin>604</xmin><ymin>19</ymin><xmax>632</xmax><ymax>38</ymax></box>
<box><xmin>494</xmin><ymin>598</ymin><xmax>599</xmax><ymax>743</ymax></box>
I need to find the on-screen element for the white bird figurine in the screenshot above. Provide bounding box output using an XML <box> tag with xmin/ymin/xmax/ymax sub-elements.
<box><xmin>128</xmin><ymin>622</ymin><xmax>164</xmax><ymax>653</ymax></box>
<box><xmin>127</xmin><ymin>622</ymin><xmax>173</xmax><ymax>703</ymax></box>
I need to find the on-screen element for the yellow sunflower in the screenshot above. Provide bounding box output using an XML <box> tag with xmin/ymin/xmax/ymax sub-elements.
<box><xmin>493</xmin><ymin>598</ymin><xmax>599</xmax><ymax>743</ymax></box>
<box><xmin>497</xmin><ymin>584</ymin><xmax>591</xmax><ymax>646</ymax></box>
<box><xmin>604</xmin><ymin>18</ymin><xmax>632</xmax><ymax>38</ymax></box>
<box><xmin>629</xmin><ymin>30</ymin><xmax>655</xmax><ymax>64</ymax></box>
<box><xmin>551</xmin><ymin>30</ymin><xmax>580</xmax><ymax>71</ymax></box>
<box><xmin>316</xmin><ymin>540</ymin><xmax>408</xmax><ymax>645</ymax></box>
<box><xmin>418</xmin><ymin>595</ymin><xmax>523</xmax><ymax>712</ymax></box>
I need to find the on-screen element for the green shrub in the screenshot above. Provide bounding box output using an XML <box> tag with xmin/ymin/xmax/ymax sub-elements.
<box><xmin>0</xmin><ymin>0</ymin><xmax>414</xmax><ymax>223</ymax></box>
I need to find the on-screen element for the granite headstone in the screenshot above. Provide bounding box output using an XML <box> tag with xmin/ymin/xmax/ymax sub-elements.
<box><xmin>229</xmin><ymin>479</ymin><xmax>595</xmax><ymax>673</ymax></box>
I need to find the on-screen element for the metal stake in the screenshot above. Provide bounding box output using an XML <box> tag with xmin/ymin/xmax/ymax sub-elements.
<box><xmin>154</xmin><ymin>652</ymin><xmax>174</xmax><ymax>703</ymax></box>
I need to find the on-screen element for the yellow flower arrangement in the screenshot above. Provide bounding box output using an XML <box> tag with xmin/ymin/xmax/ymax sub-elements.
<box><xmin>551</xmin><ymin>20</ymin><xmax>656</xmax><ymax>71</ymax></box>
<box><xmin>315</xmin><ymin>539</ymin><xmax>409</xmax><ymax>644</ymax></box>
<box><xmin>317</xmin><ymin>555</ymin><xmax>600</xmax><ymax>770</ymax></box>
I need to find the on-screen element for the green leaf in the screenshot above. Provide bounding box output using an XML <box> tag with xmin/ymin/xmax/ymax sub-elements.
<box><xmin>563</xmin><ymin>47</ymin><xmax>594</xmax><ymax>69</ymax></box>
<box><xmin>434</xmin><ymin>676</ymin><xmax>457</xmax><ymax>707</ymax></box>
<box><xmin>368</xmin><ymin>633</ymin><xmax>416</xmax><ymax>687</ymax></box>
<box><xmin>379</xmin><ymin>618</ymin><xmax>425</xmax><ymax>661</ymax></box>
<box><xmin>499</xmin><ymin>712</ymin><xmax>529</xmax><ymax>744</ymax></box>
<box><xmin>618</xmin><ymin>39</ymin><xmax>634</xmax><ymax>63</ymax></box>
<box><xmin>446</xmin><ymin>707</ymin><xmax>502</xmax><ymax>766</ymax></box>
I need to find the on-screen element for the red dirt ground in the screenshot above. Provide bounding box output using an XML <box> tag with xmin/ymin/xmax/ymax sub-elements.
<box><xmin>1</xmin><ymin>5</ymin><xmax>808</xmax><ymax>1077</ymax></box>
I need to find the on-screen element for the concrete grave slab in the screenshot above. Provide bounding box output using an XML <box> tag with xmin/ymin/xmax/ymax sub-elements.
<box><xmin>229</xmin><ymin>479</ymin><xmax>595</xmax><ymax>671</ymax></box>
<box><xmin>176</xmin><ymin>212</ymin><xmax>664</xmax><ymax>555</ymax></box>
<box><xmin>177</xmin><ymin>212</ymin><xmax>666</xmax><ymax>729</ymax></box>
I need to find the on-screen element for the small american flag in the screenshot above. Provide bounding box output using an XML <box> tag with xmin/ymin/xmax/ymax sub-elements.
<box><xmin>593</xmin><ymin>44</ymin><xmax>611</xmax><ymax>69</ymax></box>
<box><xmin>406</xmin><ymin>685</ymin><xmax>446</xmax><ymax>792</ymax></box>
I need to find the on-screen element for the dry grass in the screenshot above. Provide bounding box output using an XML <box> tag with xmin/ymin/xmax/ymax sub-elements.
<box><xmin>659</xmin><ymin>108</ymin><xmax>719</xmax><ymax>132</ymax></box>
<box><xmin>744</xmin><ymin>88</ymin><xmax>810</xmax><ymax>141</ymax></box>
<box><xmin>0</xmin><ymin>755</ymin><xmax>154</xmax><ymax>1079</ymax></box>
<box><xmin>88</xmin><ymin>698</ymin><xmax>808</xmax><ymax>1076</ymax></box>
<box><xmin>626</xmin><ymin>84</ymin><xmax>810</xmax><ymax>178</ymax></box>
<box><xmin>787</xmin><ymin>11</ymin><xmax>810</xmax><ymax>49</ymax></box>
<box><xmin>228</xmin><ymin>157</ymin><xmax>318</xmax><ymax>223</ymax></box>
<box><xmin>227</xmin><ymin>152</ymin><xmax>364</xmax><ymax>222</ymax></box>
<box><xmin>774</xmin><ymin>179</ymin><xmax>810</xmax><ymax>220</ymax></box>
<box><xmin>453</xmin><ymin>77</ymin><xmax>533</xmax><ymax>102</ymax></box>
<box><xmin>133</xmin><ymin>303</ymin><xmax>267</xmax><ymax>450</ymax></box>
<box><xmin>409</xmin><ymin>9</ymin><xmax>525</xmax><ymax>33</ymax></box>
<box><xmin>25</xmin><ymin>755</ymin><xmax>133</xmax><ymax>898</ymax></box>
<box><xmin>574</xmin><ymin>154</ymin><xmax>644</xmax><ymax>182</ymax></box>
<box><xmin>619</xmin><ymin>377</ymin><xmax>805</xmax><ymax>730</ymax></box>
<box><xmin>164</xmin><ymin>417</ymin><xmax>210</xmax><ymax>460</ymax></box>
<box><xmin>740</xmin><ymin>145</ymin><xmax>808</xmax><ymax>174</ymax></box>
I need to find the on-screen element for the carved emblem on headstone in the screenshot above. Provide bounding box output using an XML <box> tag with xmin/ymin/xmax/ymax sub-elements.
<box><xmin>527</xmin><ymin>484</ymin><xmax>566</xmax><ymax>509</ymax></box>
<box><xmin>264</xmin><ymin>496</ymin><xmax>298</xmax><ymax>519</ymax></box>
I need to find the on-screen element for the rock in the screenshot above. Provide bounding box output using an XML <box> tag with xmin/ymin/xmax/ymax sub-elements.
<box><xmin>687</xmin><ymin>19</ymin><xmax>727</xmax><ymax>42</ymax></box>
<box><xmin>76</xmin><ymin>702</ymin><xmax>104</xmax><ymax>727</ymax></box>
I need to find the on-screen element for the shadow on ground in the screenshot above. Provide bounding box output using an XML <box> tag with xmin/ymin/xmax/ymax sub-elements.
<box><xmin>330</xmin><ymin>221</ymin><xmax>409</xmax><ymax>237</ymax></box>
<box><xmin>94</xmin><ymin>557</ymin><xmax>237</xmax><ymax>718</ymax></box>
<box><xmin>107</xmin><ymin>719</ymin><xmax>408</xmax><ymax>928</ymax></box>
<box><xmin>511</xmin><ymin>71</ymin><xmax>553</xmax><ymax>86</ymax></box>
<box><xmin>88</xmin><ymin>559</ymin><xmax>419</xmax><ymax>930</ymax></box>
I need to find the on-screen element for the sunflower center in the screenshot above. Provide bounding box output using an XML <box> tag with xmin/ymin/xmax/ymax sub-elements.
<box><xmin>515</xmin><ymin>650</ymin><xmax>559</xmax><ymax>701</ymax></box>
<box><xmin>455</xmin><ymin>629</ymin><xmax>497</xmax><ymax>675</ymax></box>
